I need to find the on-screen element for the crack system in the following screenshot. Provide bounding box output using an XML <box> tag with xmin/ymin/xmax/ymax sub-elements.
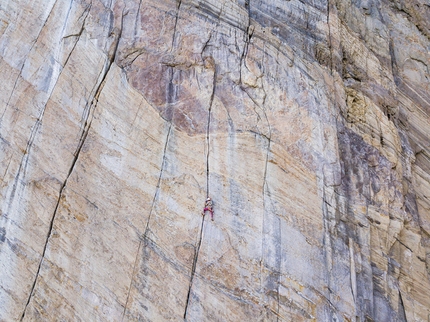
<box><xmin>326</xmin><ymin>0</ymin><xmax>334</xmax><ymax>75</ymax></box>
<box><xmin>3</xmin><ymin>2</ymin><xmax>91</xmax><ymax>222</ymax></box>
<box><xmin>251</xmin><ymin>45</ymin><xmax>274</xmax><ymax>316</ymax></box>
<box><xmin>61</xmin><ymin>3</ymin><xmax>91</xmax><ymax>64</ymax></box>
<box><xmin>205</xmin><ymin>69</ymin><xmax>217</xmax><ymax>196</ymax></box>
<box><xmin>1</xmin><ymin>5</ymin><xmax>63</xmax><ymax>215</ymax></box>
<box><xmin>260</xmin><ymin>116</ymin><xmax>274</xmax><ymax>317</ymax></box>
<box><xmin>171</xmin><ymin>0</ymin><xmax>183</xmax><ymax>49</ymax></box>
<box><xmin>183</xmin><ymin>61</ymin><xmax>217</xmax><ymax>321</ymax></box>
<box><xmin>0</xmin><ymin>0</ymin><xmax>59</xmax><ymax>122</ymax></box>
<box><xmin>19</xmin><ymin>7</ymin><xmax>124</xmax><ymax>320</ymax></box>
<box><xmin>239</xmin><ymin>26</ymin><xmax>254</xmax><ymax>85</ymax></box>
<box><xmin>182</xmin><ymin>206</ymin><xmax>206</xmax><ymax>320</ymax></box>
<box><xmin>398</xmin><ymin>290</ymin><xmax>408</xmax><ymax>322</ymax></box>
<box><xmin>121</xmin><ymin>121</ymin><xmax>172</xmax><ymax>320</ymax></box>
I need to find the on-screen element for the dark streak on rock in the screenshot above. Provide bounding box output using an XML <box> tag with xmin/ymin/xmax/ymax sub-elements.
<box><xmin>19</xmin><ymin>6</ymin><xmax>125</xmax><ymax>320</ymax></box>
<box><xmin>121</xmin><ymin>116</ymin><xmax>173</xmax><ymax>321</ymax></box>
<box><xmin>171</xmin><ymin>0</ymin><xmax>182</xmax><ymax>49</ymax></box>
<box><xmin>62</xmin><ymin>4</ymin><xmax>91</xmax><ymax>65</ymax></box>
<box><xmin>183</xmin><ymin>59</ymin><xmax>217</xmax><ymax>321</ymax></box>
<box><xmin>398</xmin><ymin>291</ymin><xmax>408</xmax><ymax>322</ymax></box>
<box><xmin>0</xmin><ymin>0</ymin><xmax>59</xmax><ymax>121</ymax></box>
<box><xmin>0</xmin><ymin>227</ymin><xmax>6</xmax><ymax>243</ymax></box>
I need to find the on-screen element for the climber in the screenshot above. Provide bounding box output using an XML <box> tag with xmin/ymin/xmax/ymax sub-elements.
<box><xmin>202</xmin><ymin>197</ymin><xmax>214</xmax><ymax>221</ymax></box>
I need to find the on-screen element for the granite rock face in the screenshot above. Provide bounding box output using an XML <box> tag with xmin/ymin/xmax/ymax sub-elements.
<box><xmin>0</xmin><ymin>0</ymin><xmax>429</xmax><ymax>321</ymax></box>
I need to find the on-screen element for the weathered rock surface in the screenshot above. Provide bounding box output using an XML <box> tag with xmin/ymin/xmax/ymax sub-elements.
<box><xmin>0</xmin><ymin>0</ymin><xmax>429</xmax><ymax>320</ymax></box>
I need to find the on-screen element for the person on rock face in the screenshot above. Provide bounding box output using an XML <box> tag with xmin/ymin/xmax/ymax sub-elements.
<box><xmin>202</xmin><ymin>197</ymin><xmax>214</xmax><ymax>221</ymax></box>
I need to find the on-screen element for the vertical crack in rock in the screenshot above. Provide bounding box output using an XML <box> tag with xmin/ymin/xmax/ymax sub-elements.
<box><xmin>121</xmin><ymin>121</ymin><xmax>173</xmax><ymax>320</ymax></box>
<box><xmin>6</xmin><ymin>104</ymin><xmax>48</xmax><ymax>218</ymax></box>
<box><xmin>3</xmin><ymin>0</ymin><xmax>429</xmax><ymax>320</ymax></box>
<box><xmin>0</xmin><ymin>0</ymin><xmax>58</xmax><ymax>121</ymax></box>
<box><xmin>201</xmin><ymin>32</ymin><xmax>213</xmax><ymax>57</ymax></box>
<box><xmin>398</xmin><ymin>291</ymin><xmax>408</xmax><ymax>322</ymax></box>
<box><xmin>326</xmin><ymin>0</ymin><xmax>333</xmax><ymax>74</ymax></box>
<box><xmin>276</xmin><ymin>214</ymin><xmax>282</xmax><ymax>322</ymax></box>
<box><xmin>3</xmin><ymin>2</ymin><xmax>90</xmax><ymax>221</ymax></box>
<box><xmin>183</xmin><ymin>64</ymin><xmax>217</xmax><ymax>321</ymax></box>
<box><xmin>238</xmin><ymin>0</ymin><xmax>253</xmax><ymax>85</ymax></box>
<box><xmin>255</xmin><ymin>68</ymin><xmax>274</xmax><ymax>314</ymax></box>
<box><xmin>121</xmin><ymin>240</ymin><xmax>142</xmax><ymax>320</ymax></box>
<box><xmin>322</xmin><ymin>182</ymin><xmax>336</xmax><ymax>316</ymax></box>
<box><xmin>133</xmin><ymin>0</ymin><xmax>143</xmax><ymax>37</ymax></box>
<box><xmin>62</xmin><ymin>3</ymin><xmax>91</xmax><ymax>65</ymax></box>
<box><xmin>2</xmin><ymin>157</ymin><xmax>13</xmax><ymax>182</ymax></box>
<box><xmin>19</xmin><ymin>7</ymin><xmax>125</xmax><ymax>321</ymax></box>
<box><xmin>205</xmin><ymin>69</ymin><xmax>217</xmax><ymax>195</ymax></box>
<box><xmin>261</xmin><ymin>126</ymin><xmax>273</xmax><ymax>312</ymax></box>
<box><xmin>171</xmin><ymin>0</ymin><xmax>182</xmax><ymax>49</ymax></box>
<box><xmin>245</xmin><ymin>0</ymin><xmax>251</xmax><ymax>30</ymax></box>
<box><xmin>260</xmin><ymin>82</ymin><xmax>271</xmax><ymax>190</ymax></box>
<box><xmin>183</xmin><ymin>210</ymin><xmax>205</xmax><ymax>320</ymax></box>
<box><xmin>239</xmin><ymin>10</ymin><xmax>254</xmax><ymax>85</ymax></box>
<box><xmin>2</xmin><ymin>65</ymin><xmax>23</xmax><ymax>121</ymax></box>
<box><xmin>349</xmin><ymin>238</ymin><xmax>357</xmax><ymax>303</ymax></box>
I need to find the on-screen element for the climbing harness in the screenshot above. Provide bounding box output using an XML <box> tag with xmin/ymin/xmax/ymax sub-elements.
<box><xmin>202</xmin><ymin>197</ymin><xmax>214</xmax><ymax>221</ymax></box>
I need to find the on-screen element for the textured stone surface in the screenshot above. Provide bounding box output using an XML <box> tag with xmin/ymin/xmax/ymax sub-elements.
<box><xmin>0</xmin><ymin>0</ymin><xmax>429</xmax><ymax>321</ymax></box>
